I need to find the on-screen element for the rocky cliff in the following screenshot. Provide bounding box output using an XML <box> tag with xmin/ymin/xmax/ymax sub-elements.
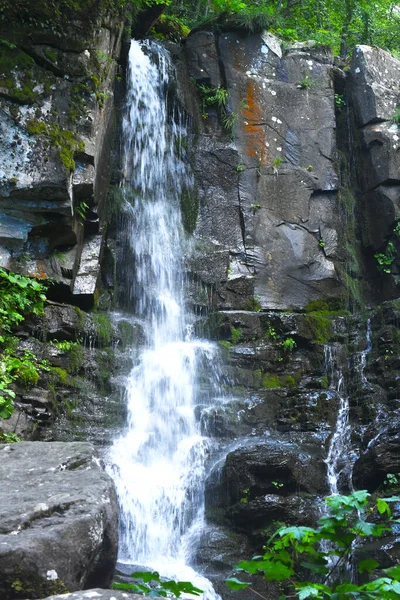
<box><xmin>1</xmin><ymin>7</ymin><xmax>400</xmax><ymax>600</ymax></box>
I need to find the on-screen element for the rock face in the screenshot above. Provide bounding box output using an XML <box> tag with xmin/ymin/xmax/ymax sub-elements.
<box><xmin>183</xmin><ymin>32</ymin><xmax>341</xmax><ymax>311</ymax></box>
<box><xmin>349</xmin><ymin>46</ymin><xmax>400</xmax><ymax>297</ymax></box>
<box><xmin>0</xmin><ymin>442</ymin><xmax>118</xmax><ymax>599</ymax></box>
<box><xmin>0</xmin><ymin>1</ymin><xmax>124</xmax><ymax>304</ymax></box>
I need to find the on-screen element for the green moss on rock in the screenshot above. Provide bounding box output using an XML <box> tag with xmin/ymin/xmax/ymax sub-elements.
<box><xmin>180</xmin><ymin>187</ymin><xmax>199</xmax><ymax>235</ymax></box>
<box><xmin>303</xmin><ymin>314</ymin><xmax>333</xmax><ymax>343</ymax></box>
<box><xmin>26</xmin><ymin>119</ymin><xmax>85</xmax><ymax>171</ymax></box>
<box><xmin>93</xmin><ymin>313</ymin><xmax>112</xmax><ymax>346</ymax></box>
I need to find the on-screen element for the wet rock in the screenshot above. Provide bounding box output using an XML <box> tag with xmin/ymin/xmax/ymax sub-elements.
<box><xmin>222</xmin><ymin>441</ymin><xmax>328</xmax><ymax>503</ymax></box>
<box><xmin>353</xmin><ymin>419</ymin><xmax>400</xmax><ymax>490</ymax></box>
<box><xmin>195</xmin><ymin>524</ymin><xmax>252</xmax><ymax>573</ymax></box>
<box><xmin>0</xmin><ymin>442</ymin><xmax>118</xmax><ymax>599</ymax></box>
<box><xmin>228</xmin><ymin>493</ymin><xmax>315</xmax><ymax>529</ymax></box>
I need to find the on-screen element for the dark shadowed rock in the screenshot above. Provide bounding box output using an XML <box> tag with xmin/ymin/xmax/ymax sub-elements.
<box><xmin>353</xmin><ymin>419</ymin><xmax>400</xmax><ymax>491</ymax></box>
<box><xmin>0</xmin><ymin>442</ymin><xmax>118</xmax><ymax>599</ymax></box>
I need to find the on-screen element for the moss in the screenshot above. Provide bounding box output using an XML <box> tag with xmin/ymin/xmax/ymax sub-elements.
<box><xmin>93</xmin><ymin>313</ymin><xmax>112</xmax><ymax>346</ymax></box>
<box><xmin>43</xmin><ymin>48</ymin><xmax>57</xmax><ymax>62</ymax></box>
<box><xmin>262</xmin><ymin>374</ymin><xmax>282</xmax><ymax>389</ymax></box>
<box><xmin>96</xmin><ymin>347</ymin><xmax>115</xmax><ymax>394</ymax></box>
<box><xmin>285</xmin><ymin>375</ymin><xmax>296</xmax><ymax>387</ymax></box>
<box><xmin>303</xmin><ymin>315</ymin><xmax>333</xmax><ymax>343</ymax></box>
<box><xmin>26</xmin><ymin>119</ymin><xmax>85</xmax><ymax>171</ymax></box>
<box><xmin>15</xmin><ymin>363</ymin><xmax>40</xmax><ymax>388</ymax></box>
<box><xmin>117</xmin><ymin>319</ymin><xmax>136</xmax><ymax>348</ymax></box>
<box><xmin>243</xmin><ymin>296</ymin><xmax>262</xmax><ymax>311</ymax></box>
<box><xmin>74</xmin><ymin>306</ymin><xmax>85</xmax><ymax>333</ymax></box>
<box><xmin>151</xmin><ymin>14</ymin><xmax>191</xmax><ymax>42</ymax></box>
<box><xmin>68</xmin><ymin>344</ymin><xmax>84</xmax><ymax>375</ymax></box>
<box><xmin>305</xmin><ymin>298</ymin><xmax>344</xmax><ymax>314</ymax></box>
<box><xmin>320</xmin><ymin>375</ymin><xmax>329</xmax><ymax>389</ymax></box>
<box><xmin>5</xmin><ymin>567</ymin><xmax>69</xmax><ymax>599</ymax></box>
<box><xmin>180</xmin><ymin>187</ymin><xmax>199</xmax><ymax>235</ymax></box>
<box><xmin>230</xmin><ymin>326</ymin><xmax>242</xmax><ymax>345</ymax></box>
<box><xmin>49</xmin><ymin>366</ymin><xmax>68</xmax><ymax>385</ymax></box>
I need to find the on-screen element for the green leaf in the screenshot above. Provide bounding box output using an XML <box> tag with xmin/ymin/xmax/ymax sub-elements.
<box><xmin>384</xmin><ymin>565</ymin><xmax>400</xmax><ymax>579</ymax></box>
<box><xmin>377</xmin><ymin>499</ymin><xmax>391</xmax><ymax>517</ymax></box>
<box><xmin>358</xmin><ymin>559</ymin><xmax>379</xmax><ymax>574</ymax></box>
<box><xmin>226</xmin><ymin>577</ymin><xmax>249</xmax><ymax>590</ymax></box>
<box><xmin>297</xmin><ymin>585</ymin><xmax>320</xmax><ymax>599</ymax></box>
<box><xmin>131</xmin><ymin>570</ymin><xmax>161</xmax><ymax>583</ymax></box>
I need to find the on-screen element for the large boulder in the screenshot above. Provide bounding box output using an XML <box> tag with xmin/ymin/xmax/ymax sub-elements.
<box><xmin>0</xmin><ymin>442</ymin><xmax>118</xmax><ymax>599</ymax></box>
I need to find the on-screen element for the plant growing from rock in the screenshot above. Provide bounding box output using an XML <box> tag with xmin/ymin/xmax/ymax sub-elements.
<box><xmin>226</xmin><ymin>490</ymin><xmax>400</xmax><ymax>599</ymax></box>
<box><xmin>0</xmin><ymin>268</ymin><xmax>48</xmax><ymax>419</ymax></box>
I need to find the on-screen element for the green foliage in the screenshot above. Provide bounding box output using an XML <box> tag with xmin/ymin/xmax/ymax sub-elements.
<box><xmin>244</xmin><ymin>296</ymin><xmax>262</xmax><ymax>312</ymax></box>
<box><xmin>335</xmin><ymin>93</ymin><xmax>346</xmax><ymax>110</ymax></box>
<box><xmin>281</xmin><ymin>337</ymin><xmax>296</xmax><ymax>353</ymax></box>
<box><xmin>296</xmin><ymin>74</ymin><xmax>315</xmax><ymax>89</ymax></box>
<box><xmin>165</xmin><ymin>0</ymin><xmax>399</xmax><ymax>57</ymax></box>
<box><xmin>0</xmin><ymin>269</ymin><xmax>48</xmax><ymax>419</ymax></box>
<box><xmin>226</xmin><ymin>491</ymin><xmax>400</xmax><ymax>599</ymax></box>
<box><xmin>0</xmin><ymin>431</ymin><xmax>20</xmax><ymax>443</ymax></box>
<box><xmin>75</xmin><ymin>201</ymin><xmax>89</xmax><ymax>222</ymax></box>
<box><xmin>231</xmin><ymin>327</ymin><xmax>242</xmax><ymax>345</ymax></box>
<box><xmin>51</xmin><ymin>339</ymin><xmax>78</xmax><ymax>352</ymax></box>
<box><xmin>93</xmin><ymin>314</ymin><xmax>112</xmax><ymax>346</ymax></box>
<box><xmin>303</xmin><ymin>315</ymin><xmax>333</xmax><ymax>343</ymax></box>
<box><xmin>262</xmin><ymin>374</ymin><xmax>281</xmax><ymax>389</ymax></box>
<box><xmin>375</xmin><ymin>241</ymin><xmax>396</xmax><ymax>274</ymax></box>
<box><xmin>112</xmin><ymin>570</ymin><xmax>202</xmax><ymax>597</ymax></box>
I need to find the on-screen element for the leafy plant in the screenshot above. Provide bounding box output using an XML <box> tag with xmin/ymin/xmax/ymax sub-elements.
<box><xmin>281</xmin><ymin>337</ymin><xmax>296</xmax><ymax>352</ymax></box>
<box><xmin>75</xmin><ymin>201</ymin><xmax>89</xmax><ymax>222</ymax></box>
<box><xmin>231</xmin><ymin>327</ymin><xmax>242</xmax><ymax>344</ymax></box>
<box><xmin>271</xmin><ymin>480</ymin><xmax>284</xmax><ymax>490</ymax></box>
<box><xmin>0</xmin><ymin>269</ymin><xmax>48</xmax><ymax>419</ymax></box>
<box><xmin>296</xmin><ymin>74</ymin><xmax>315</xmax><ymax>89</ymax></box>
<box><xmin>240</xmin><ymin>488</ymin><xmax>250</xmax><ymax>503</ymax></box>
<box><xmin>226</xmin><ymin>491</ymin><xmax>400</xmax><ymax>599</ymax></box>
<box><xmin>0</xmin><ymin>431</ymin><xmax>20</xmax><ymax>443</ymax></box>
<box><xmin>50</xmin><ymin>340</ymin><xmax>78</xmax><ymax>352</ymax></box>
<box><xmin>335</xmin><ymin>93</ymin><xmax>346</xmax><ymax>110</ymax></box>
<box><xmin>112</xmin><ymin>570</ymin><xmax>202</xmax><ymax>597</ymax></box>
<box><xmin>384</xmin><ymin>473</ymin><xmax>400</xmax><ymax>488</ymax></box>
<box><xmin>319</xmin><ymin>240</ymin><xmax>325</xmax><ymax>248</ymax></box>
<box><xmin>374</xmin><ymin>241</ymin><xmax>396</xmax><ymax>274</ymax></box>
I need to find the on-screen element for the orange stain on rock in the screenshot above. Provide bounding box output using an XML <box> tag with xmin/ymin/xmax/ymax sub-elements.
<box><xmin>241</xmin><ymin>80</ymin><xmax>268</xmax><ymax>165</ymax></box>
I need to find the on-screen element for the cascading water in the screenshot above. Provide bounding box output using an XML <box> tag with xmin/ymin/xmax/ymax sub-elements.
<box><xmin>107</xmin><ymin>39</ymin><xmax>221</xmax><ymax>599</ymax></box>
<box><xmin>325</xmin><ymin>319</ymin><xmax>372</xmax><ymax>495</ymax></box>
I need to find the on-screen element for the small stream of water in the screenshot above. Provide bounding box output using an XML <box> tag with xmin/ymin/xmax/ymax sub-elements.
<box><xmin>106</xmin><ymin>39</ymin><xmax>221</xmax><ymax>599</ymax></box>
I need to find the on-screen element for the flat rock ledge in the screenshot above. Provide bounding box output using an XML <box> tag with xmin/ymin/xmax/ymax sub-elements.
<box><xmin>0</xmin><ymin>442</ymin><xmax>118</xmax><ymax>600</ymax></box>
<box><xmin>41</xmin><ymin>592</ymin><xmax>142</xmax><ymax>600</ymax></box>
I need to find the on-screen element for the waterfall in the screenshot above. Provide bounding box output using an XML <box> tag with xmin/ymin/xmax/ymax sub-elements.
<box><xmin>325</xmin><ymin>319</ymin><xmax>372</xmax><ymax>495</ymax></box>
<box><xmin>107</xmin><ymin>39</ymin><xmax>221</xmax><ymax>599</ymax></box>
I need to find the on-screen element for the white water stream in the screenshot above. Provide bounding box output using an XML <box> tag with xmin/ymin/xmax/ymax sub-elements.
<box><xmin>107</xmin><ymin>39</ymin><xmax>221</xmax><ymax>599</ymax></box>
<box><xmin>325</xmin><ymin>319</ymin><xmax>372</xmax><ymax>495</ymax></box>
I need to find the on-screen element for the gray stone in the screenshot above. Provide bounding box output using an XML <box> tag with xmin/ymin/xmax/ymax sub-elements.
<box><xmin>0</xmin><ymin>442</ymin><xmax>118</xmax><ymax>599</ymax></box>
<box><xmin>185</xmin><ymin>31</ymin><xmax>221</xmax><ymax>87</ymax></box>
<box><xmin>350</xmin><ymin>45</ymin><xmax>400</xmax><ymax>127</ymax></box>
<box><xmin>185</xmin><ymin>31</ymin><xmax>342</xmax><ymax>310</ymax></box>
